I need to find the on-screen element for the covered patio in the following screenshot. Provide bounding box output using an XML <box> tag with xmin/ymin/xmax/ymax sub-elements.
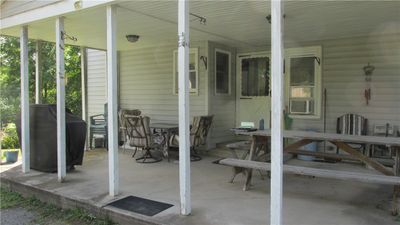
<box><xmin>1</xmin><ymin>149</ymin><xmax>397</xmax><ymax>225</ymax></box>
<box><xmin>1</xmin><ymin>0</ymin><xmax>399</xmax><ymax>224</ymax></box>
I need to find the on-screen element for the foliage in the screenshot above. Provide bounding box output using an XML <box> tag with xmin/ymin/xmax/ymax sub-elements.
<box><xmin>0</xmin><ymin>35</ymin><xmax>82</xmax><ymax>125</ymax></box>
<box><xmin>1</xmin><ymin>123</ymin><xmax>19</xmax><ymax>149</ymax></box>
<box><xmin>0</xmin><ymin>187</ymin><xmax>117</xmax><ymax>225</ymax></box>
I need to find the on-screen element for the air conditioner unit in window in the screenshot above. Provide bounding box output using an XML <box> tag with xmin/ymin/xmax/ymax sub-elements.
<box><xmin>290</xmin><ymin>99</ymin><xmax>313</xmax><ymax>115</ymax></box>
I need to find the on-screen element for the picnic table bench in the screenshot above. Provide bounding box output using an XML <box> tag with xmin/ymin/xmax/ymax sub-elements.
<box><xmin>220</xmin><ymin>129</ymin><xmax>400</xmax><ymax>215</ymax></box>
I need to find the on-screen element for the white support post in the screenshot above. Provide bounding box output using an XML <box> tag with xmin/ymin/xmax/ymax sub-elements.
<box><xmin>35</xmin><ymin>40</ymin><xmax>42</xmax><ymax>104</ymax></box>
<box><xmin>106</xmin><ymin>5</ymin><xmax>119</xmax><ymax>197</ymax></box>
<box><xmin>80</xmin><ymin>47</ymin><xmax>89</xmax><ymax>150</ymax></box>
<box><xmin>56</xmin><ymin>17</ymin><xmax>66</xmax><ymax>182</ymax></box>
<box><xmin>178</xmin><ymin>0</ymin><xmax>191</xmax><ymax>216</ymax></box>
<box><xmin>270</xmin><ymin>0</ymin><xmax>284</xmax><ymax>225</ymax></box>
<box><xmin>20</xmin><ymin>26</ymin><xmax>30</xmax><ymax>173</ymax></box>
<box><xmin>80</xmin><ymin>47</ymin><xmax>87</xmax><ymax>121</ymax></box>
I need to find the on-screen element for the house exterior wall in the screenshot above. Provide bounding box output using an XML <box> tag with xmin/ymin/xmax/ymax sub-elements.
<box><xmin>86</xmin><ymin>48</ymin><xmax>107</xmax><ymax>118</ymax></box>
<box><xmin>118</xmin><ymin>42</ymin><xmax>208</xmax><ymax>123</ymax></box>
<box><xmin>86</xmin><ymin>34</ymin><xmax>399</xmax><ymax>150</ymax></box>
<box><xmin>289</xmin><ymin>34</ymin><xmax>400</xmax><ymax>135</ymax></box>
<box><xmin>237</xmin><ymin>33</ymin><xmax>400</xmax><ymax>150</ymax></box>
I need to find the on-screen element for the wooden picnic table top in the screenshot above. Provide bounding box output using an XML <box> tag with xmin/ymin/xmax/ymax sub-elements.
<box><xmin>234</xmin><ymin>129</ymin><xmax>400</xmax><ymax>146</ymax></box>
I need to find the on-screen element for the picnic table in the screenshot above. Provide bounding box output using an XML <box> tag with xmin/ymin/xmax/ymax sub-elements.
<box><xmin>221</xmin><ymin>129</ymin><xmax>400</xmax><ymax>215</ymax></box>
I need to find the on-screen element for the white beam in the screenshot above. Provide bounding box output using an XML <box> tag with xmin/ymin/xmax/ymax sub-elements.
<box><xmin>20</xmin><ymin>26</ymin><xmax>30</xmax><ymax>173</ymax></box>
<box><xmin>35</xmin><ymin>40</ymin><xmax>42</xmax><ymax>104</ymax></box>
<box><xmin>106</xmin><ymin>5</ymin><xmax>119</xmax><ymax>197</ymax></box>
<box><xmin>1</xmin><ymin>0</ymin><xmax>115</xmax><ymax>29</ymax></box>
<box><xmin>80</xmin><ymin>47</ymin><xmax>87</xmax><ymax>121</ymax></box>
<box><xmin>178</xmin><ymin>0</ymin><xmax>191</xmax><ymax>216</ymax></box>
<box><xmin>56</xmin><ymin>17</ymin><xmax>66</xmax><ymax>182</ymax></box>
<box><xmin>80</xmin><ymin>47</ymin><xmax>89</xmax><ymax>150</ymax></box>
<box><xmin>270</xmin><ymin>0</ymin><xmax>284</xmax><ymax>225</ymax></box>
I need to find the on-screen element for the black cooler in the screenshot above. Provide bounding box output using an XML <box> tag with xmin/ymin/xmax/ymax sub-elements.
<box><xmin>16</xmin><ymin>104</ymin><xmax>86</xmax><ymax>172</ymax></box>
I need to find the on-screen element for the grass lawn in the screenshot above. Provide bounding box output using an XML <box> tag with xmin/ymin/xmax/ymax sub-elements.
<box><xmin>0</xmin><ymin>187</ymin><xmax>117</xmax><ymax>225</ymax></box>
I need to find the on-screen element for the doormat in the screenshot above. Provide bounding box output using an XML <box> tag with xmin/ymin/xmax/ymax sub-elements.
<box><xmin>107</xmin><ymin>196</ymin><xmax>173</xmax><ymax>216</ymax></box>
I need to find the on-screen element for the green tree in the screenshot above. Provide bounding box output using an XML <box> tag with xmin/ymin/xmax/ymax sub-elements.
<box><xmin>0</xmin><ymin>35</ymin><xmax>81</xmax><ymax>125</ymax></box>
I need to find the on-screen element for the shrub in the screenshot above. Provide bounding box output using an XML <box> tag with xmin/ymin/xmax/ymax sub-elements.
<box><xmin>1</xmin><ymin>123</ymin><xmax>20</xmax><ymax>149</ymax></box>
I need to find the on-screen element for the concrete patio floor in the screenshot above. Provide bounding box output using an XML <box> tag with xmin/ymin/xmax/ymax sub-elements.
<box><xmin>1</xmin><ymin>148</ymin><xmax>398</xmax><ymax>225</ymax></box>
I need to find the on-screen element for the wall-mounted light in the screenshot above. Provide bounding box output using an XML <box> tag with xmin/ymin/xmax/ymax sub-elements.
<box><xmin>126</xmin><ymin>35</ymin><xmax>140</xmax><ymax>43</ymax></box>
<box><xmin>363</xmin><ymin>62</ymin><xmax>375</xmax><ymax>82</ymax></box>
<box><xmin>200</xmin><ymin>56</ymin><xmax>207</xmax><ymax>70</ymax></box>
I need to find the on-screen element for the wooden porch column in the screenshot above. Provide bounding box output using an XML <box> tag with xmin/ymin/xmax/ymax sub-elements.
<box><xmin>35</xmin><ymin>40</ymin><xmax>42</xmax><ymax>104</ymax></box>
<box><xmin>106</xmin><ymin>5</ymin><xmax>119</xmax><ymax>197</ymax></box>
<box><xmin>56</xmin><ymin>17</ymin><xmax>66</xmax><ymax>182</ymax></box>
<box><xmin>178</xmin><ymin>0</ymin><xmax>191</xmax><ymax>215</ymax></box>
<box><xmin>270</xmin><ymin>0</ymin><xmax>284</xmax><ymax>224</ymax></box>
<box><xmin>20</xmin><ymin>26</ymin><xmax>30</xmax><ymax>173</ymax></box>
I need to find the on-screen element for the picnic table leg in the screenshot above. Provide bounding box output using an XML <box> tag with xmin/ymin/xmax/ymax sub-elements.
<box><xmin>244</xmin><ymin>136</ymin><xmax>257</xmax><ymax>191</ymax></box>
<box><xmin>166</xmin><ymin>130</ymin><xmax>171</xmax><ymax>162</ymax></box>
<box><xmin>392</xmin><ymin>147</ymin><xmax>400</xmax><ymax>215</ymax></box>
<box><xmin>229</xmin><ymin>148</ymin><xmax>247</xmax><ymax>183</ymax></box>
<box><xmin>228</xmin><ymin>146</ymin><xmax>240</xmax><ymax>183</ymax></box>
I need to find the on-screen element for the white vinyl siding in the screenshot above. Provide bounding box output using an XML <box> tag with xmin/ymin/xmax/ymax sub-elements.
<box><xmin>288</xmin><ymin>34</ymin><xmax>400</xmax><ymax>137</ymax></box>
<box><xmin>85</xmin><ymin>34</ymin><xmax>399</xmax><ymax>149</ymax></box>
<box><xmin>119</xmin><ymin>42</ymin><xmax>207</xmax><ymax>124</ymax></box>
<box><xmin>86</xmin><ymin>49</ymin><xmax>107</xmax><ymax>118</ymax></box>
<box><xmin>237</xmin><ymin>33</ymin><xmax>400</xmax><ymax>137</ymax></box>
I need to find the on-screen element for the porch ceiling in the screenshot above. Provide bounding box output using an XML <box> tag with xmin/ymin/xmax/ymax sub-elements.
<box><xmin>0</xmin><ymin>1</ymin><xmax>399</xmax><ymax>51</ymax></box>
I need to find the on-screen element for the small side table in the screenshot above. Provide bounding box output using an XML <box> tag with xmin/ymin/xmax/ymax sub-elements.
<box><xmin>151</xmin><ymin>123</ymin><xmax>179</xmax><ymax>162</ymax></box>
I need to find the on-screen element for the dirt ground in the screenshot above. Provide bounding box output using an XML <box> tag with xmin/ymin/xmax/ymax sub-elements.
<box><xmin>0</xmin><ymin>207</ymin><xmax>37</xmax><ymax>225</ymax></box>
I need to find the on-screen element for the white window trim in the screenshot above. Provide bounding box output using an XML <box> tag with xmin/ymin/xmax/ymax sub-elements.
<box><xmin>214</xmin><ymin>48</ymin><xmax>231</xmax><ymax>95</ymax></box>
<box><xmin>285</xmin><ymin>46</ymin><xmax>322</xmax><ymax>119</ymax></box>
<box><xmin>173</xmin><ymin>48</ymin><xmax>199</xmax><ymax>95</ymax></box>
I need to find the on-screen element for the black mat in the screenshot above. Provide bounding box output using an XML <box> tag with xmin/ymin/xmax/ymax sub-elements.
<box><xmin>107</xmin><ymin>196</ymin><xmax>173</xmax><ymax>216</ymax></box>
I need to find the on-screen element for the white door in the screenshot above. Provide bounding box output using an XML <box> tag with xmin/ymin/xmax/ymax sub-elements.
<box><xmin>236</xmin><ymin>53</ymin><xmax>271</xmax><ymax>128</ymax></box>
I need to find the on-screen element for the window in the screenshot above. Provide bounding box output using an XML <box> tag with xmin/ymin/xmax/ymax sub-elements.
<box><xmin>286</xmin><ymin>46</ymin><xmax>321</xmax><ymax>118</ymax></box>
<box><xmin>241</xmin><ymin>56</ymin><xmax>270</xmax><ymax>96</ymax></box>
<box><xmin>173</xmin><ymin>48</ymin><xmax>198</xmax><ymax>94</ymax></box>
<box><xmin>215</xmin><ymin>49</ymin><xmax>231</xmax><ymax>95</ymax></box>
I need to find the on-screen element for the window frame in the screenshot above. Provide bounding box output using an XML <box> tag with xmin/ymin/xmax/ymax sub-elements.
<box><xmin>173</xmin><ymin>48</ymin><xmax>199</xmax><ymax>95</ymax></box>
<box><xmin>214</xmin><ymin>48</ymin><xmax>231</xmax><ymax>95</ymax></box>
<box><xmin>238</xmin><ymin>52</ymin><xmax>271</xmax><ymax>98</ymax></box>
<box><xmin>285</xmin><ymin>46</ymin><xmax>322</xmax><ymax>119</ymax></box>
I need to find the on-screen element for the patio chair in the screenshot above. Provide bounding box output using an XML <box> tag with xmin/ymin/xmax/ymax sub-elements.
<box><xmin>170</xmin><ymin>115</ymin><xmax>214</xmax><ymax>161</ymax></box>
<box><xmin>89</xmin><ymin>103</ymin><xmax>108</xmax><ymax>149</ymax></box>
<box><xmin>124</xmin><ymin>115</ymin><xmax>162</xmax><ymax>163</ymax></box>
<box><xmin>336</xmin><ymin>113</ymin><xmax>368</xmax><ymax>154</ymax></box>
<box><xmin>118</xmin><ymin>109</ymin><xmax>141</xmax><ymax>149</ymax></box>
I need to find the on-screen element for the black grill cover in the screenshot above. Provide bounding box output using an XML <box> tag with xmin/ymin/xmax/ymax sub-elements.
<box><xmin>16</xmin><ymin>104</ymin><xmax>86</xmax><ymax>172</ymax></box>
